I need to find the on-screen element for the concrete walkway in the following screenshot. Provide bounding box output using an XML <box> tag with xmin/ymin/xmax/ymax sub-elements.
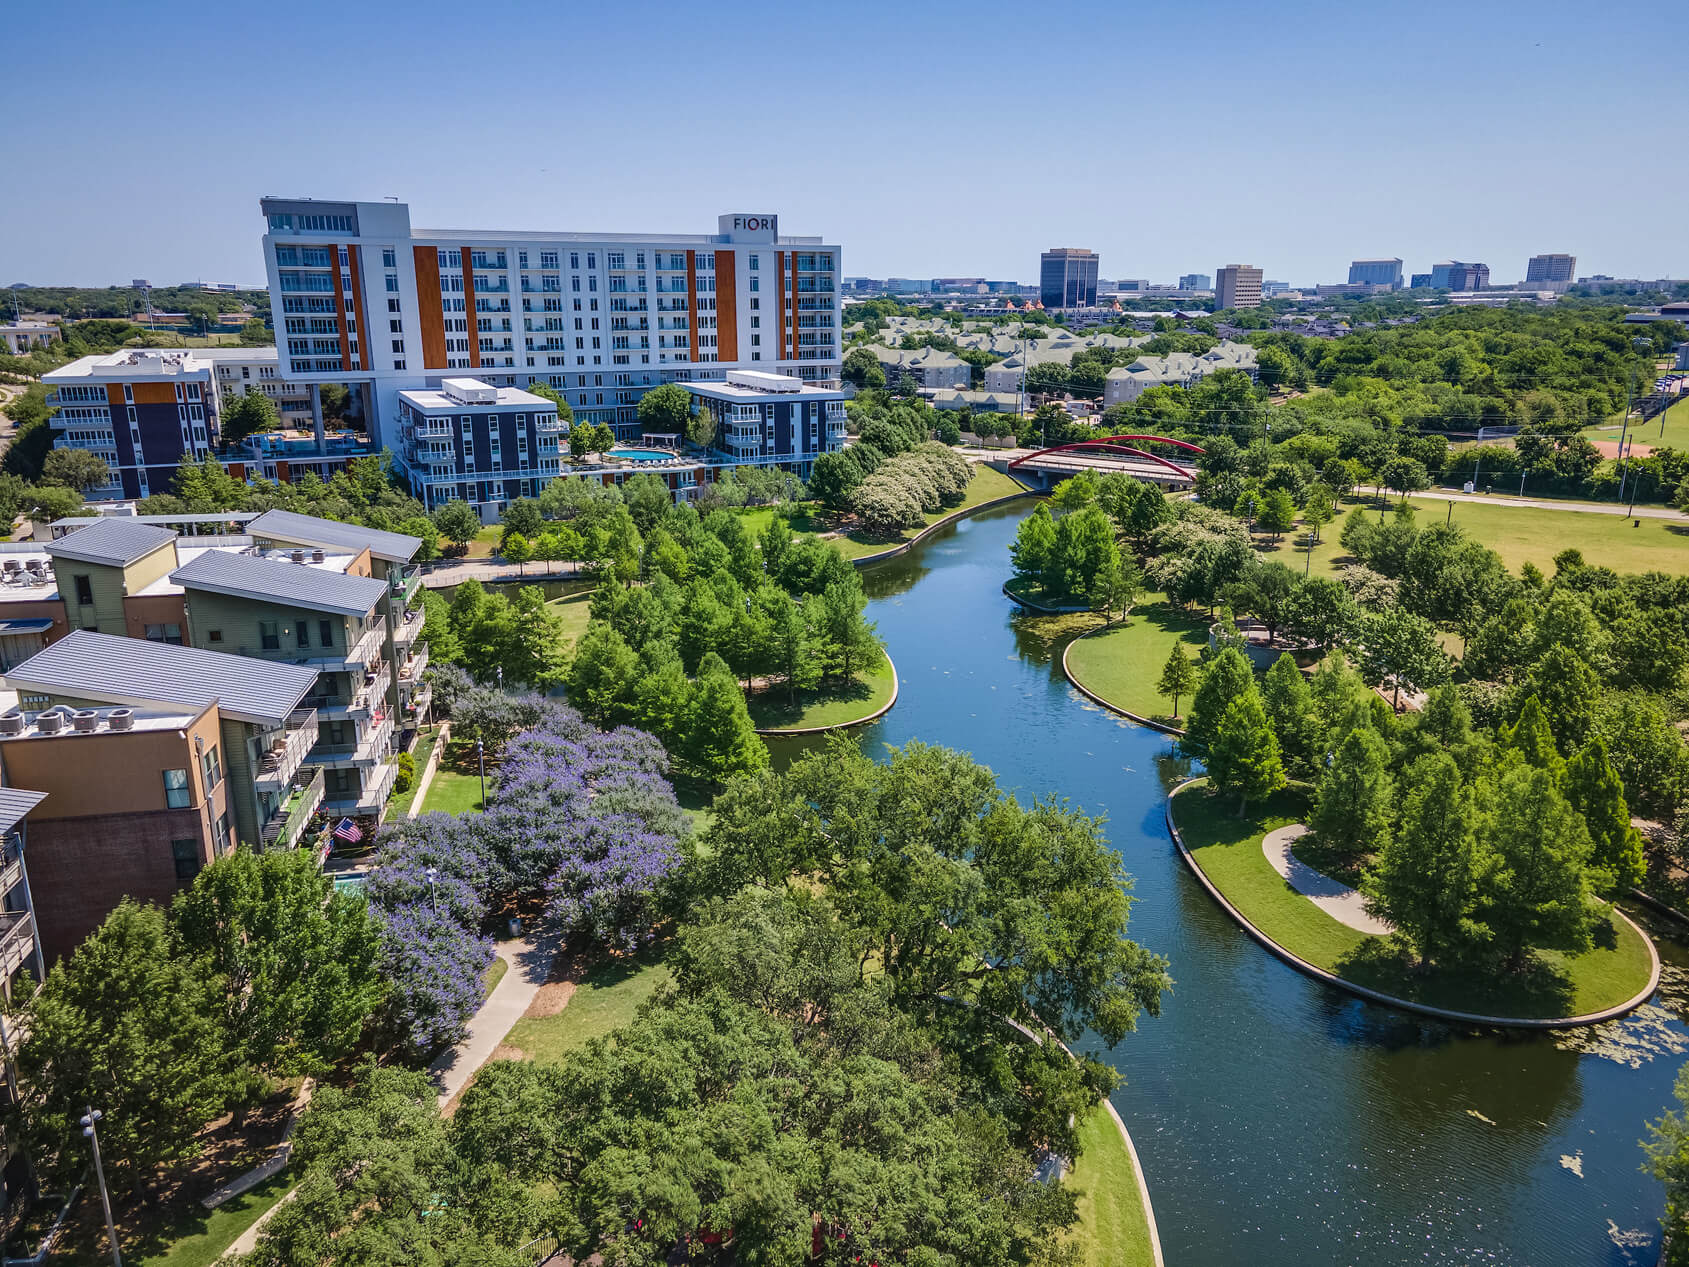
<box><xmin>1388</xmin><ymin>488</ymin><xmax>1688</xmax><ymax>521</ymax></box>
<box><xmin>1261</xmin><ymin>824</ymin><xmax>1392</xmax><ymax>935</ymax></box>
<box><xmin>428</xmin><ymin>927</ymin><xmax>560</xmax><ymax>1105</ymax></box>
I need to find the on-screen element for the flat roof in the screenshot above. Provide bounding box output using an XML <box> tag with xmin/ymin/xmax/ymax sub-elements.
<box><xmin>45</xmin><ymin>518</ymin><xmax>178</xmax><ymax>568</ymax></box>
<box><xmin>246</xmin><ymin>509</ymin><xmax>421</xmax><ymax>564</ymax></box>
<box><xmin>684</xmin><ymin>381</ymin><xmax>843</xmax><ymax>401</ymax></box>
<box><xmin>42</xmin><ymin>350</ymin><xmax>211</xmax><ymax>381</ymax></box>
<box><xmin>2</xmin><ymin>630</ymin><xmax>317</xmax><ymax>728</ymax></box>
<box><xmin>170</xmin><ymin>549</ymin><xmax>387</xmax><ymax>616</ymax></box>
<box><xmin>398</xmin><ymin>385</ymin><xmax>553</xmax><ymax>413</ymax></box>
<box><xmin>136</xmin><ymin>543</ymin><xmax>360</xmax><ymax>598</ymax></box>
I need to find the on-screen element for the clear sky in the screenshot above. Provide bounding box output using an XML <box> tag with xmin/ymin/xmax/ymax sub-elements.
<box><xmin>5</xmin><ymin>0</ymin><xmax>1683</xmax><ymax>289</ymax></box>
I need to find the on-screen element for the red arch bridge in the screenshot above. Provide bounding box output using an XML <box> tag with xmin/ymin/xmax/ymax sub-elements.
<box><xmin>1005</xmin><ymin>434</ymin><xmax>1205</xmax><ymax>486</ymax></box>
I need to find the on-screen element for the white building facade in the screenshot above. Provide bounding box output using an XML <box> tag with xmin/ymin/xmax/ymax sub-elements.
<box><xmin>257</xmin><ymin>199</ymin><xmax>842</xmax><ymax>493</ymax></box>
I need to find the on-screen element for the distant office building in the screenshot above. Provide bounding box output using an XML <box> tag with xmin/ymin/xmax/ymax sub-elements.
<box><xmin>1040</xmin><ymin>248</ymin><xmax>1099</xmax><ymax>309</ymax></box>
<box><xmin>1410</xmin><ymin>273</ymin><xmax>1433</xmax><ymax>289</ymax></box>
<box><xmin>1178</xmin><ymin>273</ymin><xmax>1211</xmax><ymax>291</ymax></box>
<box><xmin>1261</xmin><ymin>280</ymin><xmax>1292</xmax><ymax>298</ymax></box>
<box><xmin>1216</xmin><ymin>265</ymin><xmax>1265</xmax><ymax>309</ymax></box>
<box><xmin>1112</xmin><ymin>279</ymin><xmax>1150</xmax><ymax>293</ymax></box>
<box><xmin>1526</xmin><ymin>254</ymin><xmax>1577</xmax><ymax>284</ymax></box>
<box><xmin>1348</xmin><ymin>258</ymin><xmax>1404</xmax><ymax>289</ymax></box>
<box><xmin>0</xmin><ymin>322</ymin><xmax>58</xmax><ymax>355</ymax></box>
<box><xmin>1430</xmin><ymin>261</ymin><xmax>1489</xmax><ymax>290</ymax></box>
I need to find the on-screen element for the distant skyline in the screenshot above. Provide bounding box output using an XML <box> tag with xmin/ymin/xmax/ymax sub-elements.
<box><xmin>3</xmin><ymin>0</ymin><xmax>1685</xmax><ymax>290</ymax></box>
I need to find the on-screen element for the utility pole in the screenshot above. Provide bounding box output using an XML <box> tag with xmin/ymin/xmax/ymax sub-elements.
<box><xmin>82</xmin><ymin>1108</ymin><xmax>122</xmax><ymax>1267</ymax></box>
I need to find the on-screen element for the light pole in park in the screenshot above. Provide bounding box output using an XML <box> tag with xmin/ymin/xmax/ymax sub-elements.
<box><xmin>476</xmin><ymin>737</ymin><xmax>486</xmax><ymax>808</ymax></box>
<box><xmin>82</xmin><ymin>1107</ymin><xmax>122</xmax><ymax>1267</ymax></box>
<box><xmin>425</xmin><ymin>865</ymin><xmax>439</xmax><ymax>914</ymax></box>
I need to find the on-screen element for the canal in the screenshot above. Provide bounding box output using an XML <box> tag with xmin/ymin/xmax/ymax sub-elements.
<box><xmin>770</xmin><ymin>500</ymin><xmax>1689</xmax><ymax>1266</ymax></box>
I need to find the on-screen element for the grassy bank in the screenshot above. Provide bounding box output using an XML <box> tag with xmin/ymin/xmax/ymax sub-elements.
<box><xmin>1068</xmin><ymin>1103</ymin><xmax>1157</xmax><ymax>1267</ymax></box>
<box><xmin>1063</xmin><ymin>604</ymin><xmax>1210</xmax><ymax>724</ymax></box>
<box><xmin>545</xmin><ymin>589</ymin><xmax>595</xmax><ymax>652</ymax></box>
<box><xmin>419</xmin><ymin>739</ymin><xmax>486</xmax><ymax>816</ymax></box>
<box><xmin>745</xmin><ymin>649</ymin><xmax>896</xmax><ymax>731</ymax></box>
<box><xmin>1171</xmin><ymin>780</ymin><xmax>1655</xmax><ymax>1020</ymax></box>
<box><xmin>828</xmin><ymin>463</ymin><xmax>1029</xmax><ymax>559</ymax></box>
<box><xmin>502</xmin><ymin>951</ymin><xmax>672</xmax><ymax>1065</ymax></box>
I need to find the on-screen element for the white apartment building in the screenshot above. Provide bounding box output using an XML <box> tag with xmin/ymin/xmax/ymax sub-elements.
<box><xmin>0</xmin><ymin>323</ymin><xmax>59</xmax><ymax>355</ymax></box>
<box><xmin>257</xmin><ymin>199</ymin><xmax>843</xmax><ymax>493</ymax></box>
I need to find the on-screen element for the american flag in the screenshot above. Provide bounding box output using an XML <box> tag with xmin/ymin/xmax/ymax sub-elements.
<box><xmin>332</xmin><ymin>817</ymin><xmax>363</xmax><ymax>845</ymax></box>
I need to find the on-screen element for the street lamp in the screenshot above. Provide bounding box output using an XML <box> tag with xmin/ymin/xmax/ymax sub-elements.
<box><xmin>82</xmin><ymin>1107</ymin><xmax>122</xmax><ymax>1267</ymax></box>
<box><xmin>475</xmin><ymin>737</ymin><xmax>486</xmax><ymax>808</ymax></box>
<box><xmin>1518</xmin><ymin>467</ymin><xmax>1529</xmax><ymax>498</ymax></box>
<box><xmin>424</xmin><ymin>866</ymin><xmax>439</xmax><ymax>914</ymax></box>
<box><xmin>495</xmin><ymin>666</ymin><xmax>503</xmax><ymax>690</ymax></box>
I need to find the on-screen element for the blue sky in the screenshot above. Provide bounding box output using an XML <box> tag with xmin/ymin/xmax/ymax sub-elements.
<box><xmin>4</xmin><ymin>0</ymin><xmax>1683</xmax><ymax>288</ymax></box>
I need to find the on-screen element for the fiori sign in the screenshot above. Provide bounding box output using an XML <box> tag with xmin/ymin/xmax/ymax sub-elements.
<box><xmin>720</xmin><ymin>213</ymin><xmax>778</xmax><ymax>240</ymax></box>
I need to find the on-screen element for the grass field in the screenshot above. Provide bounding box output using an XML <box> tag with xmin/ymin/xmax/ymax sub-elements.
<box><xmin>484</xmin><ymin>955</ymin><xmax>509</xmax><ymax>996</ymax></box>
<box><xmin>419</xmin><ymin>739</ymin><xmax>486</xmax><ymax>815</ymax></box>
<box><xmin>1252</xmin><ymin>495</ymin><xmax>1689</xmax><ymax>578</ymax></box>
<box><xmin>384</xmin><ymin>727</ymin><xmax>440</xmax><ymax>821</ymax></box>
<box><xmin>828</xmin><ymin>463</ymin><xmax>1030</xmax><ymax>559</ymax></box>
<box><xmin>464</xmin><ymin>524</ymin><xmax>502</xmax><ymax>559</ymax></box>
<box><xmin>1172</xmin><ymin>780</ymin><xmax>1655</xmax><ymax>1020</ymax></box>
<box><xmin>503</xmin><ymin>950</ymin><xmax>672</xmax><ymax>1065</ymax></box>
<box><xmin>1063</xmin><ymin>604</ymin><xmax>1210</xmax><ymax>723</ymax></box>
<box><xmin>545</xmin><ymin>589</ymin><xmax>595</xmax><ymax>651</ymax></box>
<box><xmin>1586</xmin><ymin>391</ymin><xmax>1689</xmax><ymax>453</ymax></box>
<box><xmin>745</xmin><ymin>649</ymin><xmax>896</xmax><ymax>731</ymax></box>
<box><xmin>1068</xmin><ymin>1103</ymin><xmax>1157</xmax><ymax>1267</ymax></box>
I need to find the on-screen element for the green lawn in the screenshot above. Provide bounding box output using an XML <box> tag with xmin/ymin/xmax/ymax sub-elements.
<box><xmin>545</xmin><ymin>589</ymin><xmax>596</xmax><ymax>651</ymax></box>
<box><xmin>1254</xmin><ymin>495</ymin><xmax>1689</xmax><ymax>579</ymax></box>
<box><xmin>419</xmin><ymin>740</ymin><xmax>486</xmax><ymax>815</ymax></box>
<box><xmin>384</xmin><ymin>727</ymin><xmax>440</xmax><ymax>821</ymax></box>
<box><xmin>1068</xmin><ymin>1103</ymin><xmax>1157</xmax><ymax>1267</ymax></box>
<box><xmin>1172</xmin><ymin>780</ymin><xmax>1655</xmax><ymax>1020</ymax></box>
<box><xmin>1586</xmin><ymin>390</ymin><xmax>1689</xmax><ymax>452</ymax></box>
<box><xmin>85</xmin><ymin>1169</ymin><xmax>295</xmax><ymax>1267</ymax></box>
<box><xmin>745</xmin><ymin>649</ymin><xmax>896</xmax><ymax>731</ymax></box>
<box><xmin>1063</xmin><ymin>603</ymin><xmax>1210</xmax><ymax>724</ymax></box>
<box><xmin>484</xmin><ymin>955</ymin><xmax>509</xmax><ymax>995</ymax></box>
<box><xmin>464</xmin><ymin>524</ymin><xmax>502</xmax><ymax>559</ymax></box>
<box><xmin>503</xmin><ymin>951</ymin><xmax>672</xmax><ymax>1065</ymax></box>
<box><xmin>829</xmin><ymin>463</ymin><xmax>1030</xmax><ymax>559</ymax></box>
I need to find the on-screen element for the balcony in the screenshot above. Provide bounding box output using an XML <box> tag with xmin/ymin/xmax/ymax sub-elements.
<box><xmin>535</xmin><ymin>414</ymin><xmax>564</xmax><ymax>433</ymax></box>
<box><xmin>0</xmin><ymin>910</ymin><xmax>35</xmax><ymax>978</ymax></box>
<box><xmin>261</xmin><ymin>767</ymin><xmax>325</xmax><ymax>849</ymax></box>
<box><xmin>313</xmin><ymin>663</ymin><xmax>390</xmax><ymax>719</ymax></box>
<box><xmin>393</xmin><ymin>605</ymin><xmax>425</xmax><ymax>647</ymax></box>
<box><xmin>254</xmin><ymin>708</ymin><xmax>319</xmax><ymax>793</ymax></box>
<box><xmin>0</xmin><ymin>834</ymin><xmax>23</xmax><ymax>900</ymax></box>
<box><xmin>398</xmin><ymin>642</ymin><xmax>430</xmax><ymax>691</ymax></box>
<box><xmin>476</xmin><ymin>280</ymin><xmax>510</xmax><ymax>294</ymax></box>
<box><xmin>309</xmin><ymin>714</ymin><xmax>394</xmax><ymax>770</ymax></box>
<box><xmin>322</xmin><ymin>758</ymin><xmax>398</xmax><ymax>817</ymax></box>
<box><xmin>389</xmin><ymin>568</ymin><xmax>423</xmax><ymax>609</ymax></box>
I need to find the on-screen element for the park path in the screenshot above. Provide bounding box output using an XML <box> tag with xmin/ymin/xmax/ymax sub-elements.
<box><xmin>1391</xmin><ymin>488</ymin><xmax>1688</xmax><ymax>520</ymax></box>
<box><xmin>1261</xmin><ymin>824</ymin><xmax>1392</xmax><ymax>935</ymax></box>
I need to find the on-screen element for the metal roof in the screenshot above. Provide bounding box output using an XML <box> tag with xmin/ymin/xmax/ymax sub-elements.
<box><xmin>246</xmin><ymin>509</ymin><xmax>421</xmax><ymax>564</ymax></box>
<box><xmin>1</xmin><ymin>630</ymin><xmax>316</xmax><ymax>727</ymax></box>
<box><xmin>44</xmin><ymin>518</ymin><xmax>178</xmax><ymax>568</ymax></box>
<box><xmin>0</xmin><ymin>787</ymin><xmax>47</xmax><ymax>833</ymax></box>
<box><xmin>170</xmin><ymin>550</ymin><xmax>387</xmax><ymax>617</ymax></box>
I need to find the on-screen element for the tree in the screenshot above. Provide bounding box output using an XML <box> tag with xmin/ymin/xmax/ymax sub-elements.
<box><xmin>1523</xmin><ymin>643</ymin><xmax>1600</xmax><ymax>754</ymax></box>
<box><xmin>1309</xmin><ymin>725</ymin><xmax>1395</xmax><ymax>858</ymax></box>
<box><xmin>566</xmin><ymin>622</ymin><xmax>640</xmax><ymax>725</ymax></box>
<box><xmin>40</xmin><ymin>446</ymin><xmax>109</xmax><ymax>494</ymax></box>
<box><xmin>499</xmin><ymin>496</ymin><xmax>543</xmax><ymax>544</ymax></box>
<box><xmin>171</xmin><ymin>849</ymin><xmax>386</xmax><ymax>1076</ymax></box>
<box><xmin>817</xmin><ymin>578</ymin><xmax>881</xmax><ymax>680</ymax></box>
<box><xmin>852</xmin><ymin>470</ymin><xmax>924</xmax><ymax>535</ymax></box>
<box><xmin>1644</xmin><ymin>1063</ymin><xmax>1689</xmax><ymax>1267</ymax></box>
<box><xmin>220</xmin><ymin>390</ymin><xmax>281</xmax><ymax>445</ymax></box>
<box><xmin>842</xmin><ymin>345</ymin><xmax>886</xmax><ymax>391</ymax></box>
<box><xmin>505</xmin><ymin>586</ymin><xmax>569</xmax><ymax>688</ymax></box>
<box><xmin>1088</xmin><ymin>544</ymin><xmax>1142</xmax><ymax>623</ymax></box>
<box><xmin>1356</xmin><ymin>606</ymin><xmax>1451</xmax><ymax>708</ymax></box>
<box><xmin>1185</xmin><ymin>646</ymin><xmax>1254</xmax><ymax>753</ymax></box>
<box><xmin>1563</xmin><ymin>739</ymin><xmax>1645</xmax><ymax>892</ymax></box>
<box><xmin>1381</xmin><ymin>455</ymin><xmax>1431</xmax><ymax>503</ymax></box>
<box><xmin>500</xmin><ymin>530</ymin><xmax>531</xmax><ymax>573</ymax></box>
<box><xmin>634</xmin><ymin>381</ymin><xmax>692</xmax><ymax>436</ymax></box>
<box><xmin>1227</xmin><ymin>561</ymin><xmax>1298</xmax><ymax>640</ymax></box>
<box><xmin>1283</xmin><ymin>576</ymin><xmax>1355</xmax><ymax>648</ymax></box>
<box><xmin>317</xmin><ymin>382</ymin><xmax>351</xmax><ymax>425</ymax></box>
<box><xmin>1301</xmin><ymin>484</ymin><xmax>1334</xmax><ymax>543</ymax></box>
<box><xmin>398</xmin><ymin>515</ymin><xmax>441</xmax><ymax>562</ymax></box>
<box><xmin>808</xmin><ymin>450</ymin><xmax>863</xmax><ymax>510</ymax></box>
<box><xmin>1480</xmin><ymin>763</ymin><xmax>1596</xmax><ymax>968</ymax></box>
<box><xmin>1260</xmin><ymin>652</ymin><xmax>1319</xmax><ymax>776</ymax></box>
<box><xmin>17</xmin><ymin>902</ymin><xmax>235</xmax><ymax>1187</ymax></box>
<box><xmin>1255</xmin><ymin>487</ymin><xmax>1298</xmax><ymax>540</ymax></box>
<box><xmin>621</xmin><ymin>471</ymin><xmax>671</xmax><ymax>534</ymax></box>
<box><xmin>760</xmin><ymin>588</ymin><xmax>819</xmax><ymax>705</ymax></box>
<box><xmin>1207</xmin><ymin>691</ymin><xmax>1286</xmax><ymax>814</ymax></box>
<box><xmin>523</xmin><ymin>379</ymin><xmax>575</xmax><ymax>427</ymax></box>
<box><xmin>682</xmin><ymin>652</ymin><xmax>768</xmax><ymax>782</ymax></box>
<box><xmin>238</xmin><ymin>318</ymin><xmax>272</xmax><ymax>346</ymax></box>
<box><xmin>1157</xmin><ymin>644</ymin><xmax>1199</xmax><ymax>721</ymax></box>
<box><xmin>1009</xmin><ymin>502</ymin><xmax>1058</xmax><ymax>591</ymax></box>
<box><xmin>688</xmin><ymin>403</ymin><xmax>717</xmax><ymax>449</ymax></box>
<box><xmin>433</xmin><ymin>499</ymin><xmax>481</xmax><ymax>553</ymax></box>
<box><xmin>1363</xmin><ymin>752</ymin><xmax>1490</xmax><ymax>965</ymax></box>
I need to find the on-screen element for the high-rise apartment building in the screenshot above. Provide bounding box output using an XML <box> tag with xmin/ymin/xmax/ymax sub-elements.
<box><xmin>257</xmin><ymin>199</ymin><xmax>841</xmax><ymax>476</ymax></box>
<box><xmin>1039</xmin><ymin>249</ymin><xmax>1099</xmax><ymax>309</ymax></box>
<box><xmin>1526</xmin><ymin>254</ymin><xmax>1577</xmax><ymax>284</ymax></box>
<box><xmin>1348</xmin><ymin>258</ymin><xmax>1404</xmax><ymax>289</ymax></box>
<box><xmin>1215</xmin><ymin>264</ymin><xmax>1265</xmax><ymax>310</ymax></box>
<box><xmin>1178</xmin><ymin>273</ymin><xmax>1212</xmax><ymax>291</ymax></box>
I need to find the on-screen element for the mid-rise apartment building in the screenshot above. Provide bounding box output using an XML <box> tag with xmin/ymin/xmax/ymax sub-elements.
<box><xmin>1348</xmin><ymin>258</ymin><xmax>1404</xmax><ymax>289</ymax></box>
<box><xmin>1215</xmin><ymin>264</ymin><xmax>1265</xmax><ymax>310</ymax></box>
<box><xmin>0</xmin><ymin>631</ymin><xmax>320</xmax><ymax>961</ymax></box>
<box><xmin>395</xmin><ymin>378</ymin><xmax>563</xmax><ymax>513</ymax></box>
<box><xmin>0</xmin><ymin>323</ymin><xmax>58</xmax><ymax>355</ymax></box>
<box><xmin>1039</xmin><ymin>248</ymin><xmax>1099</xmax><ymax>310</ymax></box>
<box><xmin>684</xmin><ymin>372</ymin><xmax>846</xmax><ymax>469</ymax></box>
<box><xmin>256</xmin><ymin>198</ymin><xmax>842</xmax><ymax>458</ymax></box>
<box><xmin>0</xmin><ymin>789</ymin><xmax>48</xmax><ymax>999</ymax></box>
<box><xmin>1526</xmin><ymin>253</ymin><xmax>1577</xmax><ymax>284</ymax></box>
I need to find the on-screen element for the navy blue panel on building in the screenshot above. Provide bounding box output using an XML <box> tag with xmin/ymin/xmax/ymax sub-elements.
<box><xmin>683</xmin><ymin>371</ymin><xmax>846</xmax><ymax>477</ymax></box>
<box><xmin>395</xmin><ymin>379</ymin><xmax>565</xmax><ymax>520</ymax></box>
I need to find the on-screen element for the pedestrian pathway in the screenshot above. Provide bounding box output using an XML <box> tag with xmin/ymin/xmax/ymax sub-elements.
<box><xmin>429</xmin><ymin>928</ymin><xmax>560</xmax><ymax>1105</ymax></box>
<box><xmin>1261</xmin><ymin>824</ymin><xmax>1392</xmax><ymax>935</ymax></box>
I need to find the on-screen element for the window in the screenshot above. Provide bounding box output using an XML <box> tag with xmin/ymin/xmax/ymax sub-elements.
<box><xmin>296</xmin><ymin>617</ymin><xmax>310</xmax><ymax>648</ymax></box>
<box><xmin>749</xmin><ymin>276</ymin><xmax>760</xmax><ymax>292</ymax></box>
<box><xmin>748</xmin><ymin>254</ymin><xmax>759</xmax><ymax>270</ymax></box>
<box><xmin>171</xmin><ymin>838</ymin><xmax>202</xmax><ymax>880</ymax></box>
<box><xmin>201</xmin><ymin>743</ymin><xmax>222</xmax><ymax>792</ymax></box>
<box><xmin>207</xmin><ymin>629</ymin><xmax>224</xmax><ymax>643</ymax></box>
<box><xmin>213</xmin><ymin>812</ymin><xmax>232</xmax><ymax>857</ymax></box>
<box><xmin>388</xmin><ymin>298</ymin><xmax>402</xmax><ymax>313</ymax></box>
<box><xmin>385</xmin><ymin>274</ymin><xmax>399</xmax><ymax>292</ymax></box>
<box><xmin>73</xmin><ymin>574</ymin><xmax>93</xmax><ymax>605</ymax></box>
<box><xmin>260</xmin><ymin>620</ymin><xmax>280</xmax><ymax>650</ymax></box>
<box><xmin>164</xmin><ymin>768</ymin><xmax>192</xmax><ymax>809</ymax></box>
<box><xmin>382</xmin><ymin>248</ymin><xmax>397</xmax><ymax>268</ymax></box>
<box><xmin>144</xmin><ymin>623</ymin><xmax>183</xmax><ymax>644</ymax></box>
<box><xmin>320</xmin><ymin>619</ymin><xmax>334</xmax><ymax>646</ymax></box>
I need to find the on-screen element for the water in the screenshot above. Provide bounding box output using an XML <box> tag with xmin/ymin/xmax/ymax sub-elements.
<box><xmin>606</xmin><ymin>447</ymin><xmax>673</xmax><ymax>462</ymax></box>
<box><xmin>769</xmin><ymin>501</ymin><xmax>1689</xmax><ymax>1267</ymax></box>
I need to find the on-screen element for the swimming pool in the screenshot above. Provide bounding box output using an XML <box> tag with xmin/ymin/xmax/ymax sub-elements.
<box><xmin>607</xmin><ymin>447</ymin><xmax>674</xmax><ymax>461</ymax></box>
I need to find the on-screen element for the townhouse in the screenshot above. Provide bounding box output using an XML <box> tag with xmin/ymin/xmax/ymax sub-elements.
<box><xmin>1102</xmin><ymin>341</ymin><xmax>1260</xmax><ymax>407</ymax></box>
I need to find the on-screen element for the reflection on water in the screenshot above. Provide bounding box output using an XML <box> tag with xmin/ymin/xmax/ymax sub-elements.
<box><xmin>768</xmin><ymin>501</ymin><xmax>1689</xmax><ymax>1266</ymax></box>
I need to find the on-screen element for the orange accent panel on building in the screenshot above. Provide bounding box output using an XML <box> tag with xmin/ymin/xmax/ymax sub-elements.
<box><xmin>347</xmin><ymin>245</ymin><xmax>369</xmax><ymax>371</ymax></box>
<box><xmin>686</xmin><ymin>250</ymin><xmax>698</xmax><ymax>360</ymax></box>
<box><xmin>414</xmin><ymin>247</ymin><xmax>448</xmax><ymax>369</ymax></box>
<box><xmin>105</xmin><ymin>384</ymin><xmax>125</xmax><ymax>407</ymax></box>
<box><xmin>121</xmin><ymin>594</ymin><xmax>190</xmax><ymax>642</ymax></box>
<box><xmin>716</xmin><ymin>250</ymin><xmax>738</xmax><ymax>362</ymax></box>
<box><xmin>461</xmin><ymin>246</ymin><xmax>479</xmax><ymax>370</ymax></box>
<box><xmin>132</xmin><ymin>382</ymin><xmax>177</xmax><ymax>405</ymax></box>
<box><xmin>328</xmin><ymin>247</ymin><xmax>353</xmax><ymax>370</ymax></box>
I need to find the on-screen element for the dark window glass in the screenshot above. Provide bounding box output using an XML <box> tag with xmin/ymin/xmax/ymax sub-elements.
<box><xmin>171</xmin><ymin>838</ymin><xmax>202</xmax><ymax>880</ymax></box>
<box><xmin>74</xmin><ymin>575</ymin><xmax>93</xmax><ymax>606</ymax></box>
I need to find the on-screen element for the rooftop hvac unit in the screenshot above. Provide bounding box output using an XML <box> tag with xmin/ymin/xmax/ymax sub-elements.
<box><xmin>71</xmin><ymin>710</ymin><xmax>99</xmax><ymax>733</ymax></box>
<box><xmin>0</xmin><ymin>713</ymin><xmax>21</xmax><ymax>736</ymax></box>
<box><xmin>36</xmin><ymin>711</ymin><xmax>64</xmax><ymax>734</ymax></box>
<box><xmin>108</xmin><ymin>708</ymin><xmax>134</xmax><ymax>732</ymax></box>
